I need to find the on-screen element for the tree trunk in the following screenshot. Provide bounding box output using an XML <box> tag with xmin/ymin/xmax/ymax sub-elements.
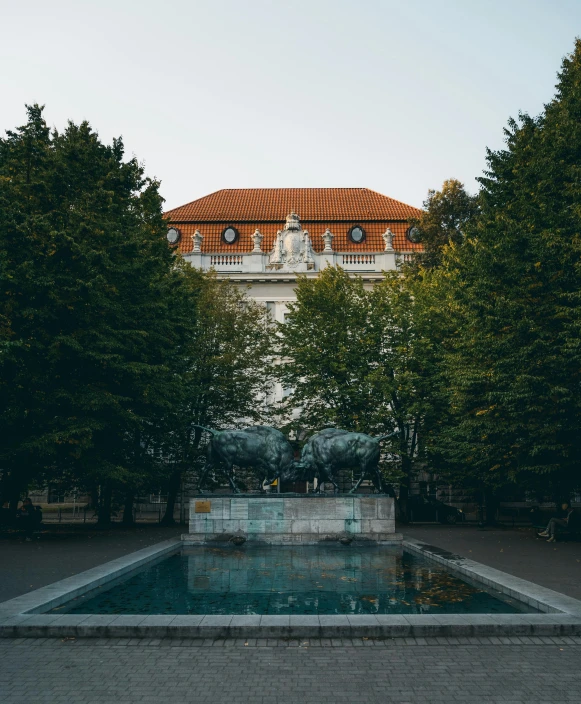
<box><xmin>0</xmin><ymin>470</ymin><xmax>22</xmax><ymax>513</ymax></box>
<box><xmin>161</xmin><ymin>468</ymin><xmax>182</xmax><ymax>525</ymax></box>
<box><xmin>122</xmin><ymin>490</ymin><xmax>135</xmax><ymax>525</ymax></box>
<box><xmin>0</xmin><ymin>472</ymin><xmax>9</xmax><ymax>506</ymax></box>
<box><xmin>97</xmin><ymin>483</ymin><xmax>113</xmax><ymax>526</ymax></box>
<box><xmin>484</xmin><ymin>488</ymin><xmax>498</xmax><ymax>525</ymax></box>
<box><xmin>398</xmin><ymin>455</ymin><xmax>412</xmax><ymax>524</ymax></box>
<box><xmin>551</xmin><ymin>482</ymin><xmax>566</xmax><ymax>514</ymax></box>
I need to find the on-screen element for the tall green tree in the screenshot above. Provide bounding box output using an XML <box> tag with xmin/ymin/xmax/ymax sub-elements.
<box><xmin>408</xmin><ymin>179</ymin><xmax>480</xmax><ymax>270</ymax></box>
<box><xmin>0</xmin><ymin>105</ymin><xmax>190</xmax><ymax>521</ymax></box>
<box><xmin>160</xmin><ymin>272</ymin><xmax>275</xmax><ymax>522</ymax></box>
<box><xmin>423</xmin><ymin>41</ymin><xmax>581</xmax><ymax>505</ymax></box>
<box><xmin>276</xmin><ymin>266</ymin><xmax>437</xmax><ymax>511</ymax></box>
<box><xmin>368</xmin><ymin>273</ymin><xmax>441</xmax><ymax>515</ymax></box>
<box><xmin>276</xmin><ymin>266</ymin><xmax>375</xmax><ymax>433</ymax></box>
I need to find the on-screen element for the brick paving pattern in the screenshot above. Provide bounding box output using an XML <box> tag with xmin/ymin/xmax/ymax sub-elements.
<box><xmin>1</xmin><ymin>637</ymin><xmax>580</xmax><ymax>703</ymax></box>
<box><xmin>404</xmin><ymin>525</ymin><xmax>581</xmax><ymax>600</ymax></box>
<box><xmin>0</xmin><ymin>525</ymin><xmax>182</xmax><ymax>603</ymax></box>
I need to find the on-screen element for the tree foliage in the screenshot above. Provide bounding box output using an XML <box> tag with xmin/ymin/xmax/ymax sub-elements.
<box><xmin>276</xmin><ymin>266</ymin><xmax>374</xmax><ymax>432</ymax></box>
<box><xmin>0</xmin><ymin>106</ymin><xmax>276</xmax><ymax>522</ymax></box>
<box><xmin>420</xmin><ymin>41</ymin><xmax>581</xmax><ymax>502</ymax></box>
<box><xmin>276</xmin><ymin>266</ymin><xmax>438</xmax><ymax>503</ymax></box>
<box><xmin>408</xmin><ymin>179</ymin><xmax>480</xmax><ymax>270</ymax></box>
<box><xmin>0</xmin><ymin>105</ymin><xmax>190</xmax><ymax>519</ymax></box>
<box><xmin>160</xmin><ymin>272</ymin><xmax>275</xmax><ymax>520</ymax></box>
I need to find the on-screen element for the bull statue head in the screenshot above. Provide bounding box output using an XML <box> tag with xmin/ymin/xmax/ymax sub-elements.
<box><xmin>290</xmin><ymin>460</ymin><xmax>314</xmax><ymax>483</ymax></box>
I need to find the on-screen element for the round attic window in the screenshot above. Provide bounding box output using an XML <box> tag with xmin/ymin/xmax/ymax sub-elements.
<box><xmin>406</xmin><ymin>227</ymin><xmax>421</xmax><ymax>243</ymax></box>
<box><xmin>348</xmin><ymin>225</ymin><xmax>366</xmax><ymax>244</ymax></box>
<box><xmin>166</xmin><ymin>227</ymin><xmax>181</xmax><ymax>245</ymax></box>
<box><xmin>222</xmin><ymin>226</ymin><xmax>239</xmax><ymax>245</ymax></box>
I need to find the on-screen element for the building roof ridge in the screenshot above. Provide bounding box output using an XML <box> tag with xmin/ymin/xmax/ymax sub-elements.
<box><xmin>164</xmin><ymin>187</ymin><xmax>421</xmax><ymax>223</ymax></box>
<box><xmin>364</xmin><ymin>187</ymin><xmax>421</xmax><ymax>210</ymax></box>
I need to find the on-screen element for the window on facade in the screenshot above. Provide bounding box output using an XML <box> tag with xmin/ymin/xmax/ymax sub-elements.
<box><xmin>222</xmin><ymin>226</ymin><xmax>239</xmax><ymax>244</ymax></box>
<box><xmin>406</xmin><ymin>226</ymin><xmax>421</xmax><ymax>243</ymax></box>
<box><xmin>166</xmin><ymin>227</ymin><xmax>181</xmax><ymax>245</ymax></box>
<box><xmin>348</xmin><ymin>225</ymin><xmax>366</xmax><ymax>244</ymax></box>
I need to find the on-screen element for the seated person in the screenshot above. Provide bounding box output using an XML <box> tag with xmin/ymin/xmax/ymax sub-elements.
<box><xmin>538</xmin><ymin>504</ymin><xmax>577</xmax><ymax>542</ymax></box>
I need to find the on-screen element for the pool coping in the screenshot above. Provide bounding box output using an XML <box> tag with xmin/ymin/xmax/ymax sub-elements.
<box><xmin>1</xmin><ymin>536</ymin><xmax>580</xmax><ymax>639</ymax></box>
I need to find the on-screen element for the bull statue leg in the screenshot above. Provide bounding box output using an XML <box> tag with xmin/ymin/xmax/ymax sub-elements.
<box><xmin>197</xmin><ymin>464</ymin><xmax>212</xmax><ymax>492</ymax></box>
<box><xmin>370</xmin><ymin>466</ymin><xmax>384</xmax><ymax>493</ymax></box>
<box><xmin>224</xmin><ymin>463</ymin><xmax>240</xmax><ymax>493</ymax></box>
<box><xmin>349</xmin><ymin>473</ymin><xmax>366</xmax><ymax>494</ymax></box>
<box><xmin>323</xmin><ymin>475</ymin><xmax>340</xmax><ymax>493</ymax></box>
<box><xmin>198</xmin><ymin>463</ymin><xmax>240</xmax><ymax>493</ymax></box>
<box><xmin>350</xmin><ymin>464</ymin><xmax>384</xmax><ymax>494</ymax></box>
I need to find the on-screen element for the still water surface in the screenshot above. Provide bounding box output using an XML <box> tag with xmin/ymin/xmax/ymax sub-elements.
<box><xmin>55</xmin><ymin>546</ymin><xmax>534</xmax><ymax>615</ymax></box>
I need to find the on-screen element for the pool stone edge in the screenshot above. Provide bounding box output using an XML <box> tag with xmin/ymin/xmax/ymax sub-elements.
<box><xmin>1</xmin><ymin>536</ymin><xmax>581</xmax><ymax>639</ymax></box>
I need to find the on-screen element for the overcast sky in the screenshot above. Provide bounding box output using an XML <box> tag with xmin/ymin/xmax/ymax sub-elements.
<box><xmin>1</xmin><ymin>0</ymin><xmax>580</xmax><ymax>211</ymax></box>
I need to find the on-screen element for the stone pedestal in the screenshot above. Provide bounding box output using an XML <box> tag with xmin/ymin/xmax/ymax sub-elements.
<box><xmin>183</xmin><ymin>494</ymin><xmax>401</xmax><ymax>545</ymax></box>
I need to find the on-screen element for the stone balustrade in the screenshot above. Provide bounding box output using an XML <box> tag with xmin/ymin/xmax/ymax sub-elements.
<box><xmin>186</xmin><ymin>250</ymin><xmax>397</xmax><ymax>274</ymax></box>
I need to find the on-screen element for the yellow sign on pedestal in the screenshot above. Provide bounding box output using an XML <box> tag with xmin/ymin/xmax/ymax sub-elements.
<box><xmin>195</xmin><ymin>500</ymin><xmax>211</xmax><ymax>513</ymax></box>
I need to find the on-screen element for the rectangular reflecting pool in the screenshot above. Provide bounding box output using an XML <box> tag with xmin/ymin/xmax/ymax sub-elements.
<box><xmin>51</xmin><ymin>545</ymin><xmax>536</xmax><ymax>616</ymax></box>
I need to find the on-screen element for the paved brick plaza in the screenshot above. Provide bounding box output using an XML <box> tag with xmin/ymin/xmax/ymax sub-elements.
<box><xmin>0</xmin><ymin>524</ymin><xmax>182</xmax><ymax>603</ymax></box>
<box><xmin>1</xmin><ymin>636</ymin><xmax>580</xmax><ymax>703</ymax></box>
<box><xmin>404</xmin><ymin>524</ymin><xmax>581</xmax><ymax>600</ymax></box>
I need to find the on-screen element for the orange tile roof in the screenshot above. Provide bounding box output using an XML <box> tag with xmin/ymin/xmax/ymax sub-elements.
<box><xmin>165</xmin><ymin>188</ymin><xmax>423</xmax><ymax>254</ymax></box>
<box><xmin>165</xmin><ymin>188</ymin><xmax>421</xmax><ymax>223</ymax></box>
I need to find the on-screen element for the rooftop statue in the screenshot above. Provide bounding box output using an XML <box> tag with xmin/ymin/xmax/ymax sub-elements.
<box><xmin>194</xmin><ymin>425</ymin><xmax>296</xmax><ymax>493</ymax></box>
<box><xmin>295</xmin><ymin>428</ymin><xmax>397</xmax><ymax>493</ymax></box>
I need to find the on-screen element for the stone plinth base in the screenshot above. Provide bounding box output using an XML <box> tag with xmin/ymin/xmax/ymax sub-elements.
<box><xmin>183</xmin><ymin>494</ymin><xmax>401</xmax><ymax>545</ymax></box>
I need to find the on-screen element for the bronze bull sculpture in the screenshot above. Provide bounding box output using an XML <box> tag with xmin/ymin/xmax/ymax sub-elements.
<box><xmin>194</xmin><ymin>425</ymin><xmax>296</xmax><ymax>493</ymax></box>
<box><xmin>295</xmin><ymin>428</ymin><xmax>397</xmax><ymax>493</ymax></box>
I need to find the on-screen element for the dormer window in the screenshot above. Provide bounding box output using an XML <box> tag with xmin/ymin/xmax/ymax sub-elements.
<box><xmin>348</xmin><ymin>225</ymin><xmax>366</xmax><ymax>244</ymax></box>
<box><xmin>222</xmin><ymin>226</ymin><xmax>239</xmax><ymax>245</ymax></box>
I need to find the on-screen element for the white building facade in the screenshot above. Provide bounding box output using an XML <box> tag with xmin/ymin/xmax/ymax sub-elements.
<box><xmin>165</xmin><ymin>188</ymin><xmax>422</xmax><ymax>332</ymax></box>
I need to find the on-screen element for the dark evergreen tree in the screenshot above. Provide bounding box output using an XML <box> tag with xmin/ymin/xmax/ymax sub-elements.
<box><xmin>423</xmin><ymin>41</ymin><xmax>581</xmax><ymax>505</ymax></box>
<box><xmin>0</xmin><ymin>106</ymin><xmax>190</xmax><ymax>522</ymax></box>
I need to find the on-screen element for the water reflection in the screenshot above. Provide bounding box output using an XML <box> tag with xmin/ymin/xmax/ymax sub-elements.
<box><xmin>58</xmin><ymin>546</ymin><xmax>534</xmax><ymax>616</ymax></box>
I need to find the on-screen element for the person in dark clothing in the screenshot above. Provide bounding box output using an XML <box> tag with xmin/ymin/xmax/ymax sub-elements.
<box><xmin>17</xmin><ymin>498</ymin><xmax>34</xmax><ymax>515</ymax></box>
<box><xmin>538</xmin><ymin>504</ymin><xmax>576</xmax><ymax>542</ymax></box>
<box><xmin>17</xmin><ymin>498</ymin><xmax>41</xmax><ymax>540</ymax></box>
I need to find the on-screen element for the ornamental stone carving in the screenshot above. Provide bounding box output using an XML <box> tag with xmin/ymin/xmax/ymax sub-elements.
<box><xmin>322</xmin><ymin>228</ymin><xmax>334</xmax><ymax>252</ymax></box>
<box><xmin>382</xmin><ymin>228</ymin><xmax>394</xmax><ymax>252</ymax></box>
<box><xmin>268</xmin><ymin>212</ymin><xmax>315</xmax><ymax>270</ymax></box>
<box><xmin>192</xmin><ymin>229</ymin><xmax>204</xmax><ymax>252</ymax></box>
<box><xmin>251</xmin><ymin>228</ymin><xmax>263</xmax><ymax>253</ymax></box>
